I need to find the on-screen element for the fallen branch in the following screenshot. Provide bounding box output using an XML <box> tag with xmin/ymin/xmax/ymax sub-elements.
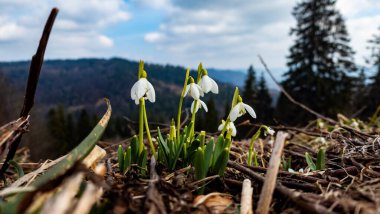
<box><xmin>1</xmin><ymin>8</ymin><xmax>59</xmax><ymax>175</ymax></box>
<box><xmin>145</xmin><ymin>156</ymin><xmax>167</xmax><ymax>214</ymax></box>
<box><xmin>240</xmin><ymin>179</ymin><xmax>253</xmax><ymax>214</ymax></box>
<box><xmin>228</xmin><ymin>161</ymin><xmax>335</xmax><ymax>214</ymax></box>
<box><xmin>256</xmin><ymin>131</ymin><xmax>288</xmax><ymax>214</ymax></box>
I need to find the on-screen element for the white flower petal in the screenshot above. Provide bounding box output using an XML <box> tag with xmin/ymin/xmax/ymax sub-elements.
<box><xmin>184</xmin><ymin>84</ymin><xmax>190</xmax><ymax>97</ymax></box>
<box><xmin>200</xmin><ymin>76</ymin><xmax>212</xmax><ymax>93</ymax></box>
<box><xmin>199</xmin><ymin>99</ymin><xmax>208</xmax><ymax>112</ymax></box>
<box><xmin>267</xmin><ymin>128</ymin><xmax>275</xmax><ymax>136</ymax></box>
<box><xmin>136</xmin><ymin>78</ymin><xmax>148</xmax><ymax>100</ymax></box>
<box><xmin>191</xmin><ymin>100</ymin><xmax>196</xmax><ymax>114</ymax></box>
<box><xmin>190</xmin><ymin>84</ymin><xmax>200</xmax><ymax>100</ymax></box>
<box><xmin>210</xmin><ymin>78</ymin><xmax>219</xmax><ymax>94</ymax></box>
<box><xmin>229</xmin><ymin>104</ymin><xmax>241</xmax><ymax>122</ymax></box>
<box><xmin>195</xmin><ymin>84</ymin><xmax>204</xmax><ymax>97</ymax></box>
<box><xmin>243</xmin><ymin>103</ymin><xmax>256</xmax><ymax>118</ymax></box>
<box><xmin>131</xmin><ymin>81</ymin><xmax>138</xmax><ymax>100</ymax></box>
<box><xmin>218</xmin><ymin>121</ymin><xmax>225</xmax><ymax>131</ymax></box>
<box><xmin>230</xmin><ymin>122</ymin><xmax>237</xmax><ymax>136</ymax></box>
<box><xmin>134</xmin><ymin>98</ymin><xmax>139</xmax><ymax>105</ymax></box>
<box><xmin>146</xmin><ymin>81</ymin><xmax>156</xmax><ymax>103</ymax></box>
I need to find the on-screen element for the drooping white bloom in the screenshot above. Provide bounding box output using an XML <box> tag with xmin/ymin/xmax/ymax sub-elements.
<box><xmin>263</xmin><ymin>126</ymin><xmax>275</xmax><ymax>136</ymax></box>
<box><xmin>130</xmin><ymin>78</ymin><xmax>155</xmax><ymax>105</ymax></box>
<box><xmin>218</xmin><ymin>120</ymin><xmax>237</xmax><ymax>136</ymax></box>
<box><xmin>191</xmin><ymin>99</ymin><xmax>208</xmax><ymax>114</ymax></box>
<box><xmin>184</xmin><ymin>83</ymin><xmax>204</xmax><ymax>100</ymax></box>
<box><xmin>199</xmin><ymin>75</ymin><xmax>218</xmax><ymax>94</ymax></box>
<box><xmin>229</xmin><ymin>102</ymin><xmax>256</xmax><ymax>122</ymax></box>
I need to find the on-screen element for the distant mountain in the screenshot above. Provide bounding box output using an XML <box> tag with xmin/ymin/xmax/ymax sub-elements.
<box><xmin>0</xmin><ymin>58</ymin><xmax>237</xmax><ymax>121</ymax></box>
<box><xmin>207</xmin><ymin>68</ymin><xmax>246</xmax><ymax>87</ymax></box>
<box><xmin>208</xmin><ymin>68</ymin><xmax>280</xmax><ymax>105</ymax></box>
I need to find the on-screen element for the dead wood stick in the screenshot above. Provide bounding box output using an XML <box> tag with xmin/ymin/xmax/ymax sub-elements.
<box><xmin>1</xmin><ymin>8</ymin><xmax>59</xmax><ymax>175</ymax></box>
<box><xmin>240</xmin><ymin>179</ymin><xmax>253</xmax><ymax>214</ymax></box>
<box><xmin>258</xmin><ymin>55</ymin><xmax>337</xmax><ymax>124</ymax></box>
<box><xmin>146</xmin><ymin>156</ymin><xmax>167</xmax><ymax>214</ymax></box>
<box><xmin>256</xmin><ymin>131</ymin><xmax>288</xmax><ymax>214</ymax></box>
<box><xmin>228</xmin><ymin>161</ymin><xmax>335</xmax><ymax>214</ymax></box>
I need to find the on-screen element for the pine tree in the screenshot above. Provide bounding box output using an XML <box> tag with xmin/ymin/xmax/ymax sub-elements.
<box><xmin>47</xmin><ymin>106</ymin><xmax>71</xmax><ymax>152</ymax></box>
<box><xmin>242</xmin><ymin>65</ymin><xmax>257</xmax><ymax>108</ymax></box>
<box><xmin>363</xmin><ymin>27</ymin><xmax>380</xmax><ymax>117</ymax></box>
<box><xmin>276</xmin><ymin>0</ymin><xmax>356</xmax><ymax>124</ymax></box>
<box><xmin>255</xmin><ymin>73</ymin><xmax>273</xmax><ymax>124</ymax></box>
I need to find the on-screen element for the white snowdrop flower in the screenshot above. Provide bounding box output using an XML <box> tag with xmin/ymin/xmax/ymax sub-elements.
<box><xmin>229</xmin><ymin>96</ymin><xmax>256</xmax><ymax>122</ymax></box>
<box><xmin>199</xmin><ymin>70</ymin><xmax>218</xmax><ymax>94</ymax></box>
<box><xmin>218</xmin><ymin>120</ymin><xmax>237</xmax><ymax>137</ymax></box>
<box><xmin>298</xmin><ymin>168</ymin><xmax>304</xmax><ymax>173</ymax></box>
<box><xmin>288</xmin><ymin>168</ymin><xmax>295</xmax><ymax>173</ymax></box>
<box><xmin>263</xmin><ymin>126</ymin><xmax>275</xmax><ymax>136</ymax></box>
<box><xmin>351</xmin><ymin>120</ymin><xmax>359</xmax><ymax>128</ymax></box>
<box><xmin>191</xmin><ymin>99</ymin><xmax>208</xmax><ymax>114</ymax></box>
<box><xmin>184</xmin><ymin>77</ymin><xmax>204</xmax><ymax>100</ymax></box>
<box><xmin>316</xmin><ymin>137</ymin><xmax>326</xmax><ymax>144</ymax></box>
<box><xmin>130</xmin><ymin>72</ymin><xmax>155</xmax><ymax>105</ymax></box>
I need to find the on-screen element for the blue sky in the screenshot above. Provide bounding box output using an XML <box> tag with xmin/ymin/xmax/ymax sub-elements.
<box><xmin>1</xmin><ymin>0</ymin><xmax>380</xmax><ymax>75</ymax></box>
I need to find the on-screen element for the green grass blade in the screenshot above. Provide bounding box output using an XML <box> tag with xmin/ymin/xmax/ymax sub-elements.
<box><xmin>194</xmin><ymin>147</ymin><xmax>205</xmax><ymax>180</ymax></box>
<box><xmin>204</xmin><ymin>138</ymin><xmax>214</xmax><ymax>168</ymax></box>
<box><xmin>118</xmin><ymin>145</ymin><xmax>124</xmax><ymax>173</ymax></box>
<box><xmin>305</xmin><ymin>152</ymin><xmax>316</xmax><ymax>171</ymax></box>
<box><xmin>316</xmin><ymin>149</ymin><xmax>326</xmax><ymax>170</ymax></box>
<box><xmin>130</xmin><ymin>136</ymin><xmax>139</xmax><ymax>163</ymax></box>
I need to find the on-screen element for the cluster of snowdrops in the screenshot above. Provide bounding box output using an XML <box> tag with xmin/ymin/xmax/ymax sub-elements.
<box><xmin>117</xmin><ymin>61</ymin><xmax>275</xmax><ymax>180</ymax></box>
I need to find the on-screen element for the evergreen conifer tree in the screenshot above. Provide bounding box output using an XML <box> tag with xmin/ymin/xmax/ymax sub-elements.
<box><xmin>363</xmin><ymin>28</ymin><xmax>380</xmax><ymax>117</ymax></box>
<box><xmin>276</xmin><ymin>0</ymin><xmax>356</xmax><ymax>124</ymax></box>
<box><xmin>242</xmin><ymin>65</ymin><xmax>257</xmax><ymax>108</ymax></box>
<box><xmin>255</xmin><ymin>73</ymin><xmax>273</xmax><ymax>124</ymax></box>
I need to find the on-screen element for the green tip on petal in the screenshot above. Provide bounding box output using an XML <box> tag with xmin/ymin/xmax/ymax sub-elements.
<box><xmin>189</xmin><ymin>76</ymin><xmax>195</xmax><ymax>83</ymax></box>
<box><xmin>141</xmin><ymin>70</ymin><xmax>147</xmax><ymax>78</ymax></box>
<box><xmin>202</xmin><ymin>68</ymin><xmax>208</xmax><ymax>76</ymax></box>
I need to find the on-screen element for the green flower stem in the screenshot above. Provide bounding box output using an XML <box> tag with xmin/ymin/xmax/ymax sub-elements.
<box><xmin>220</xmin><ymin>118</ymin><xmax>231</xmax><ymax>136</ymax></box>
<box><xmin>248</xmin><ymin>127</ymin><xmax>262</xmax><ymax>166</ymax></box>
<box><xmin>138</xmin><ymin>97</ymin><xmax>144</xmax><ymax>154</ymax></box>
<box><xmin>142</xmin><ymin>99</ymin><xmax>157</xmax><ymax>160</ymax></box>
<box><xmin>138</xmin><ymin>60</ymin><xmax>144</xmax><ymax>79</ymax></box>
<box><xmin>177</xmin><ymin>69</ymin><xmax>190</xmax><ymax>143</ymax></box>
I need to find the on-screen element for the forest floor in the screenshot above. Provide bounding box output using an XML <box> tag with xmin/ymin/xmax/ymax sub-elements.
<box><xmin>1</xmin><ymin>115</ymin><xmax>380</xmax><ymax>214</ymax></box>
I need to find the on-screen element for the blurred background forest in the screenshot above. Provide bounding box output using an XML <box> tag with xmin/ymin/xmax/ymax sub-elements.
<box><xmin>0</xmin><ymin>0</ymin><xmax>380</xmax><ymax>160</ymax></box>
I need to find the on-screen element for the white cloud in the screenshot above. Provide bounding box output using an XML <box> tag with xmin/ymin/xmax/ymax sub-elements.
<box><xmin>143</xmin><ymin>1</ymin><xmax>294</xmax><ymax>68</ymax></box>
<box><xmin>98</xmin><ymin>35</ymin><xmax>114</xmax><ymax>48</ymax></box>
<box><xmin>143</xmin><ymin>0</ymin><xmax>380</xmax><ymax>69</ymax></box>
<box><xmin>0</xmin><ymin>16</ymin><xmax>26</xmax><ymax>41</ymax></box>
<box><xmin>144</xmin><ymin>32</ymin><xmax>164</xmax><ymax>43</ymax></box>
<box><xmin>0</xmin><ymin>0</ymin><xmax>130</xmax><ymax>60</ymax></box>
